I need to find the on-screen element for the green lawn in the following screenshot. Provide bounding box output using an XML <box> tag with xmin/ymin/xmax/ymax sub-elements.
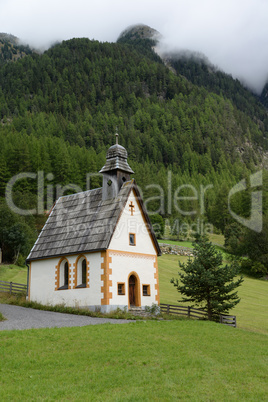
<box><xmin>158</xmin><ymin>254</ymin><xmax>268</xmax><ymax>334</ymax></box>
<box><xmin>1</xmin><ymin>243</ymin><xmax>267</xmax><ymax>400</ymax></box>
<box><xmin>0</xmin><ymin>264</ymin><xmax>27</xmax><ymax>284</ymax></box>
<box><xmin>160</xmin><ymin>233</ymin><xmax>225</xmax><ymax>248</ymax></box>
<box><xmin>0</xmin><ymin>320</ymin><xmax>267</xmax><ymax>401</ymax></box>
<box><xmin>159</xmin><ymin>239</ymin><xmax>194</xmax><ymax>248</ymax></box>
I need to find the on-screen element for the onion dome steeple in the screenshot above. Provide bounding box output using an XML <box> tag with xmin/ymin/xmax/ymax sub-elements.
<box><xmin>99</xmin><ymin>131</ymin><xmax>134</xmax><ymax>200</ymax></box>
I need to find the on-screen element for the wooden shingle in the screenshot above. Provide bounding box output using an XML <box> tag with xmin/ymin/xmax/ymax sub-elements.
<box><xmin>27</xmin><ymin>181</ymin><xmax>161</xmax><ymax>262</ymax></box>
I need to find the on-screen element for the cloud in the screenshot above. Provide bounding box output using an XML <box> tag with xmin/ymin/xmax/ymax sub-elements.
<box><xmin>0</xmin><ymin>0</ymin><xmax>267</xmax><ymax>93</ymax></box>
<box><xmin>159</xmin><ymin>0</ymin><xmax>268</xmax><ymax>93</ymax></box>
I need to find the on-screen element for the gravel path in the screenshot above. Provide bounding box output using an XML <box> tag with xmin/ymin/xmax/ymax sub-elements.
<box><xmin>0</xmin><ymin>304</ymin><xmax>134</xmax><ymax>331</ymax></box>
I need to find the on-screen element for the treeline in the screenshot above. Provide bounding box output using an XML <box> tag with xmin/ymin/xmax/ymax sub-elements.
<box><xmin>168</xmin><ymin>53</ymin><xmax>268</xmax><ymax>133</ymax></box>
<box><xmin>0</xmin><ymin>35</ymin><xmax>32</xmax><ymax>65</ymax></box>
<box><xmin>0</xmin><ymin>36</ymin><xmax>267</xmax><ymax>271</ymax></box>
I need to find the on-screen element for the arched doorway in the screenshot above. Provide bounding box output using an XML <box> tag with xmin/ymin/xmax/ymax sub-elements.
<box><xmin>129</xmin><ymin>275</ymin><xmax>136</xmax><ymax>306</ymax></box>
<box><xmin>128</xmin><ymin>273</ymin><xmax>141</xmax><ymax>307</ymax></box>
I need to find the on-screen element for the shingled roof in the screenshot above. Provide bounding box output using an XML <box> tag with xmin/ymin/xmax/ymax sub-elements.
<box><xmin>27</xmin><ymin>180</ymin><xmax>161</xmax><ymax>262</ymax></box>
<box><xmin>99</xmin><ymin>144</ymin><xmax>134</xmax><ymax>174</ymax></box>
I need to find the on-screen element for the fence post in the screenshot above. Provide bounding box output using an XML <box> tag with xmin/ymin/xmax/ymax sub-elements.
<box><xmin>167</xmin><ymin>304</ymin><xmax>170</xmax><ymax>314</ymax></box>
<box><xmin>188</xmin><ymin>306</ymin><xmax>191</xmax><ymax>318</ymax></box>
<box><xmin>10</xmin><ymin>281</ymin><xmax>12</xmax><ymax>295</ymax></box>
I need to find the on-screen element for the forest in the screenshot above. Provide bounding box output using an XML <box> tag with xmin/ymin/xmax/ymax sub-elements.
<box><xmin>0</xmin><ymin>33</ymin><xmax>267</xmax><ymax>273</ymax></box>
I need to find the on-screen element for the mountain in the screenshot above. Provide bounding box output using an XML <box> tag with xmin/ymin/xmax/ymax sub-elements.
<box><xmin>0</xmin><ymin>26</ymin><xmax>267</xmax><ymax>247</ymax></box>
<box><xmin>261</xmin><ymin>83</ymin><xmax>268</xmax><ymax>109</ymax></box>
<box><xmin>118</xmin><ymin>24</ymin><xmax>161</xmax><ymax>42</ymax></box>
<box><xmin>0</xmin><ymin>33</ymin><xmax>33</xmax><ymax>65</ymax></box>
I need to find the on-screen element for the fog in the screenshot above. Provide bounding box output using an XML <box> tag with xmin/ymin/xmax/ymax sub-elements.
<box><xmin>1</xmin><ymin>0</ymin><xmax>267</xmax><ymax>93</ymax></box>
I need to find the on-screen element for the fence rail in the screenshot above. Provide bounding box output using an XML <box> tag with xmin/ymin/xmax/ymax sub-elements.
<box><xmin>220</xmin><ymin>314</ymin><xmax>237</xmax><ymax>328</ymax></box>
<box><xmin>160</xmin><ymin>303</ymin><xmax>207</xmax><ymax>319</ymax></box>
<box><xmin>160</xmin><ymin>303</ymin><xmax>236</xmax><ymax>327</ymax></box>
<box><xmin>0</xmin><ymin>280</ymin><xmax>27</xmax><ymax>295</ymax></box>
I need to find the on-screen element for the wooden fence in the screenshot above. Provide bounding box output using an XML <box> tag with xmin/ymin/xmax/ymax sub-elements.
<box><xmin>0</xmin><ymin>280</ymin><xmax>27</xmax><ymax>295</ymax></box>
<box><xmin>220</xmin><ymin>314</ymin><xmax>237</xmax><ymax>328</ymax></box>
<box><xmin>160</xmin><ymin>303</ymin><xmax>236</xmax><ymax>327</ymax></box>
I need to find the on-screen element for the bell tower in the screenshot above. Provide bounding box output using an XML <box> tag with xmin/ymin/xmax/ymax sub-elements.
<box><xmin>99</xmin><ymin>132</ymin><xmax>134</xmax><ymax>201</ymax></box>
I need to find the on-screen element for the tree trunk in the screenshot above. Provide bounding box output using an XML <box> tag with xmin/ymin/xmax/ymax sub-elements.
<box><xmin>13</xmin><ymin>246</ymin><xmax>20</xmax><ymax>265</ymax></box>
<box><xmin>207</xmin><ymin>296</ymin><xmax>213</xmax><ymax>321</ymax></box>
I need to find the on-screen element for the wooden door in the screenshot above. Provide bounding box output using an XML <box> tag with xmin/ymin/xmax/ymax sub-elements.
<box><xmin>129</xmin><ymin>275</ymin><xmax>136</xmax><ymax>306</ymax></box>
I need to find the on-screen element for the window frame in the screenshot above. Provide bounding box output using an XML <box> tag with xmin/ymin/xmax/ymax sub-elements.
<box><xmin>117</xmin><ymin>282</ymin><xmax>125</xmax><ymax>295</ymax></box>
<box><xmin>129</xmin><ymin>233</ymin><xmax>136</xmax><ymax>246</ymax></box>
<box><xmin>58</xmin><ymin>260</ymin><xmax>70</xmax><ymax>290</ymax></box>
<box><xmin>142</xmin><ymin>284</ymin><xmax>151</xmax><ymax>296</ymax></box>
<box><xmin>75</xmin><ymin>256</ymin><xmax>89</xmax><ymax>289</ymax></box>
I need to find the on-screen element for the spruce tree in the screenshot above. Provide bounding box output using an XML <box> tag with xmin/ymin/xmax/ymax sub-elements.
<box><xmin>171</xmin><ymin>235</ymin><xmax>243</xmax><ymax>320</ymax></box>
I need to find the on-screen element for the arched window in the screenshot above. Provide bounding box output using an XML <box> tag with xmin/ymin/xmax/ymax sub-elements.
<box><xmin>56</xmin><ymin>259</ymin><xmax>69</xmax><ymax>290</ymax></box>
<box><xmin>75</xmin><ymin>256</ymin><xmax>88</xmax><ymax>288</ymax></box>
<box><xmin>81</xmin><ymin>259</ymin><xmax>87</xmax><ymax>286</ymax></box>
<box><xmin>55</xmin><ymin>258</ymin><xmax>71</xmax><ymax>291</ymax></box>
<box><xmin>64</xmin><ymin>261</ymin><xmax>69</xmax><ymax>287</ymax></box>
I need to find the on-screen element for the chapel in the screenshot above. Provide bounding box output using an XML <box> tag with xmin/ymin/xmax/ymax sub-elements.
<box><xmin>26</xmin><ymin>135</ymin><xmax>161</xmax><ymax>312</ymax></box>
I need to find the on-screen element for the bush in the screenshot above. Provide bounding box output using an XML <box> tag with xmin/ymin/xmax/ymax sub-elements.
<box><xmin>16</xmin><ymin>254</ymin><xmax>26</xmax><ymax>267</ymax></box>
<box><xmin>240</xmin><ymin>259</ymin><xmax>266</xmax><ymax>277</ymax></box>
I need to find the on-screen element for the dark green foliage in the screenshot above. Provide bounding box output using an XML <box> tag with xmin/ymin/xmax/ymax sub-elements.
<box><xmin>224</xmin><ymin>222</ymin><xmax>245</xmax><ymax>255</ymax></box>
<box><xmin>171</xmin><ymin>235</ymin><xmax>243</xmax><ymax>320</ymax></box>
<box><xmin>169</xmin><ymin>53</ymin><xmax>268</xmax><ymax>142</ymax></box>
<box><xmin>242</xmin><ymin>216</ymin><xmax>268</xmax><ymax>275</ymax></box>
<box><xmin>0</xmin><ymin>35</ymin><xmax>32</xmax><ymax>65</ymax></box>
<box><xmin>240</xmin><ymin>259</ymin><xmax>267</xmax><ymax>277</ymax></box>
<box><xmin>260</xmin><ymin>83</ymin><xmax>268</xmax><ymax>108</ymax></box>
<box><xmin>224</xmin><ymin>172</ymin><xmax>268</xmax><ymax>275</ymax></box>
<box><xmin>0</xmin><ymin>35</ymin><xmax>267</xmax><ymax>257</ymax></box>
<box><xmin>0</xmin><ymin>200</ymin><xmax>36</xmax><ymax>263</ymax></box>
<box><xmin>149</xmin><ymin>213</ymin><xmax>165</xmax><ymax>238</ymax></box>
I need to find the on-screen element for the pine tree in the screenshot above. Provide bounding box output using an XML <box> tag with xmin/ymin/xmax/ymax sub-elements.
<box><xmin>171</xmin><ymin>235</ymin><xmax>243</xmax><ymax>320</ymax></box>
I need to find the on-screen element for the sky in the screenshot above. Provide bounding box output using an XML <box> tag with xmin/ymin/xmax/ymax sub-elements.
<box><xmin>0</xmin><ymin>0</ymin><xmax>267</xmax><ymax>94</ymax></box>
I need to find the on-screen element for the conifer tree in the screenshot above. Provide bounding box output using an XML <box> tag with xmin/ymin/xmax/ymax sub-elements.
<box><xmin>171</xmin><ymin>235</ymin><xmax>243</xmax><ymax>320</ymax></box>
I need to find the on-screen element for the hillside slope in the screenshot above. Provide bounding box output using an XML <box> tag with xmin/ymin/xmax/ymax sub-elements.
<box><xmin>0</xmin><ymin>33</ymin><xmax>32</xmax><ymax>65</ymax></box>
<box><xmin>0</xmin><ymin>32</ymin><xmax>267</xmax><ymax>258</ymax></box>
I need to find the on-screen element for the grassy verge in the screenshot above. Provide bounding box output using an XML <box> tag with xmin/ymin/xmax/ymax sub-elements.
<box><xmin>0</xmin><ymin>292</ymin><xmax>183</xmax><ymax>322</ymax></box>
<box><xmin>158</xmin><ymin>254</ymin><xmax>268</xmax><ymax>334</ymax></box>
<box><xmin>0</xmin><ymin>320</ymin><xmax>267</xmax><ymax>401</ymax></box>
<box><xmin>0</xmin><ymin>293</ymin><xmax>140</xmax><ymax>320</ymax></box>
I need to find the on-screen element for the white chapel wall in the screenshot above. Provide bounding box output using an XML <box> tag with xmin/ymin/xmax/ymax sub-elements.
<box><xmin>108</xmin><ymin>251</ymin><xmax>158</xmax><ymax>308</ymax></box>
<box><xmin>109</xmin><ymin>189</ymin><xmax>156</xmax><ymax>255</ymax></box>
<box><xmin>30</xmin><ymin>252</ymin><xmax>103</xmax><ymax>308</ymax></box>
<box><xmin>108</xmin><ymin>189</ymin><xmax>159</xmax><ymax>308</ymax></box>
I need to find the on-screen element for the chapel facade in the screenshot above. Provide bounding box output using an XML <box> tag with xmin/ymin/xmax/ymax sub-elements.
<box><xmin>26</xmin><ymin>137</ymin><xmax>161</xmax><ymax>312</ymax></box>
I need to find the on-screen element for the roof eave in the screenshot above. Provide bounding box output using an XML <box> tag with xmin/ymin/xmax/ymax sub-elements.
<box><xmin>26</xmin><ymin>247</ymin><xmax>108</xmax><ymax>263</ymax></box>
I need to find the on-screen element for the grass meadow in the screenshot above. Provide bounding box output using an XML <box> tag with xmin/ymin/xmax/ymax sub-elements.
<box><xmin>0</xmin><ymin>264</ymin><xmax>27</xmax><ymax>284</ymax></box>
<box><xmin>0</xmin><ymin>320</ymin><xmax>267</xmax><ymax>401</ymax></box>
<box><xmin>0</xmin><ymin>237</ymin><xmax>267</xmax><ymax>400</ymax></box>
<box><xmin>158</xmin><ymin>253</ymin><xmax>268</xmax><ymax>335</ymax></box>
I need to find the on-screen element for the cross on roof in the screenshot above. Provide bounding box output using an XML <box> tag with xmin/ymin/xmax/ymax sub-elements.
<box><xmin>129</xmin><ymin>201</ymin><xmax>135</xmax><ymax>216</ymax></box>
<box><xmin>115</xmin><ymin>128</ymin><xmax>119</xmax><ymax>145</ymax></box>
